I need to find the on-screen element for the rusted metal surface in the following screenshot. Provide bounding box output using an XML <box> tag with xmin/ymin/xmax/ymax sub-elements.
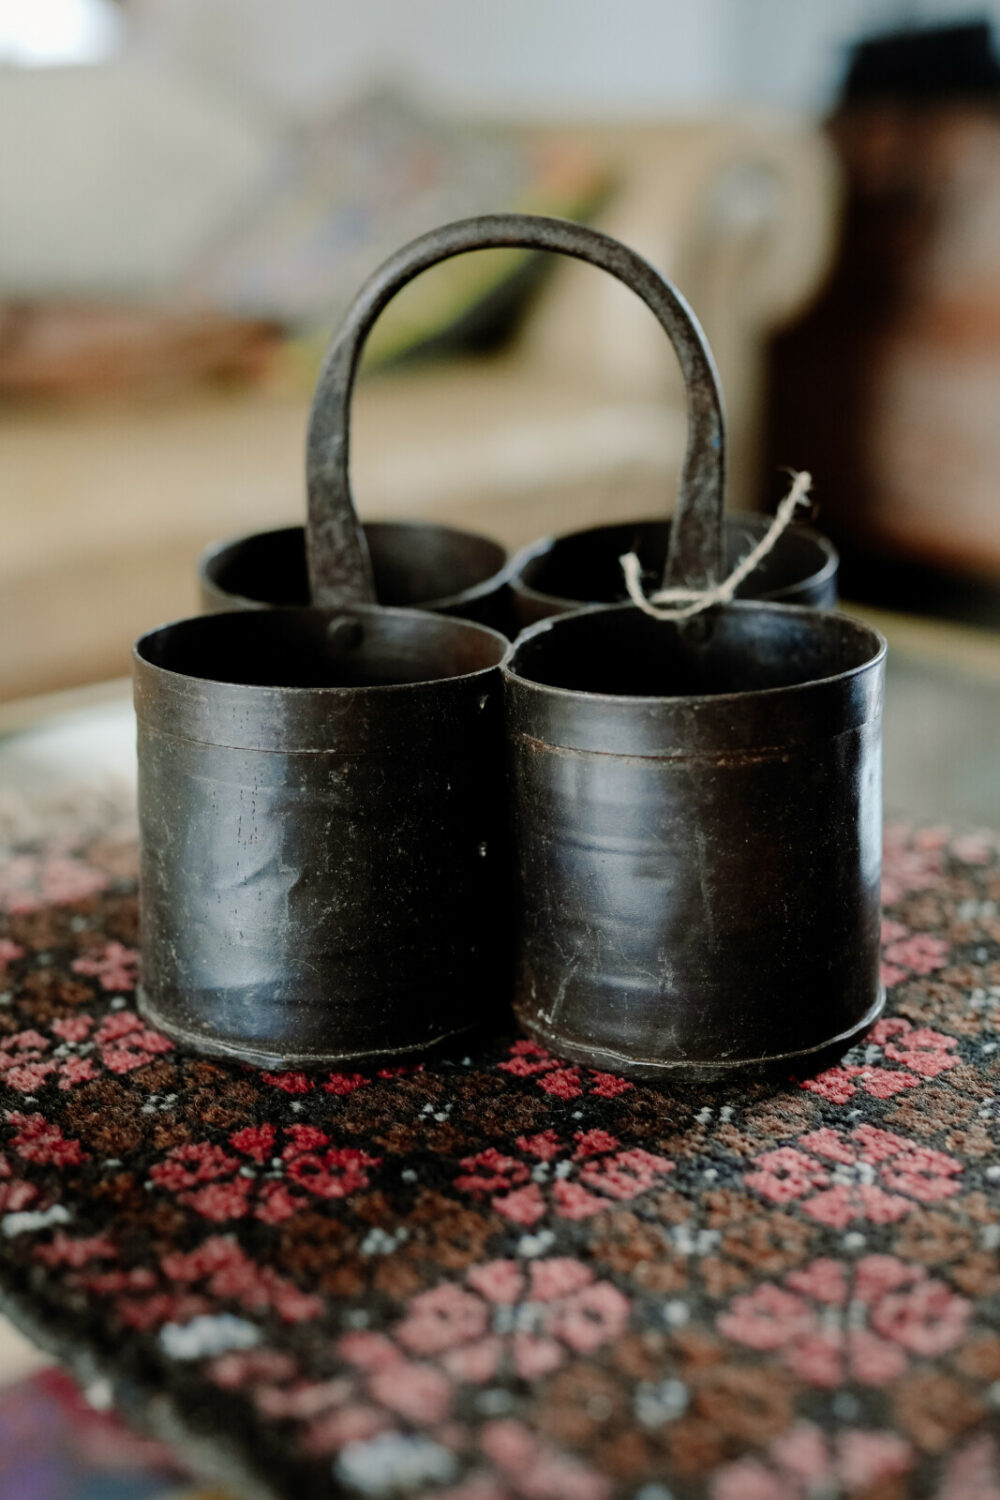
<box><xmin>134</xmin><ymin>606</ymin><xmax>509</xmax><ymax>1069</ymax></box>
<box><xmin>138</xmin><ymin>211</ymin><xmax>884</xmax><ymax>1077</ymax></box>
<box><xmin>505</xmin><ymin>602</ymin><xmax>885</xmax><ymax>1078</ymax></box>
<box><xmin>509</xmin><ymin>513</ymin><xmax>838</xmax><ymax>629</ymax></box>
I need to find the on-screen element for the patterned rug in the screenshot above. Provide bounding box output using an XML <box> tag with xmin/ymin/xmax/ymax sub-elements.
<box><xmin>0</xmin><ymin>826</ymin><xmax>998</xmax><ymax>1500</ymax></box>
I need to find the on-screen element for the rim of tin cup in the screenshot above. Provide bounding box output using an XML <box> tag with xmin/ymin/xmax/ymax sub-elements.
<box><xmin>134</xmin><ymin>603</ymin><xmax>512</xmax><ymax>762</ymax></box>
<box><xmin>509</xmin><ymin>513</ymin><xmax>839</xmax><ymax>619</ymax></box>
<box><xmin>197</xmin><ymin>521</ymin><xmax>510</xmax><ymax>616</ymax></box>
<box><xmin>134</xmin><ymin>603</ymin><xmax>509</xmax><ymax>702</ymax></box>
<box><xmin>504</xmin><ymin>599</ymin><xmax>885</xmax><ymax>727</ymax></box>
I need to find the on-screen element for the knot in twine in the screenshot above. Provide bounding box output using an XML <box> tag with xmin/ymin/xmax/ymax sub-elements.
<box><xmin>620</xmin><ymin>470</ymin><xmax>814</xmax><ymax>622</ymax></box>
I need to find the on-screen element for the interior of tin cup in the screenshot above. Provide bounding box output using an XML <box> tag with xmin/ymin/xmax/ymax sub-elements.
<box><xmin>137</xmin><ymin>605</ymin><xmax>508</xmax><ymax>689</ymax></box>
<box><xmin>507</xmin><ymin>601</ymin><xmax>882</xmax><ymax>699</ymax></box>
<box><xmin>512</xmin><ymin>514</ymin><xmax>837</xmax><ymax>618</ymax></box>
<box><xmin>200</xmin><ymin>522</ymin><xmax>508</xmax><ymax>613</ymax></box>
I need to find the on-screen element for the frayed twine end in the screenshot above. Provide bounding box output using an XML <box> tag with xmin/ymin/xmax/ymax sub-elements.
<box><xmin>620</xmin><ymin>470</ymin><xmax>814</xmax><ymax>622</ymax></box>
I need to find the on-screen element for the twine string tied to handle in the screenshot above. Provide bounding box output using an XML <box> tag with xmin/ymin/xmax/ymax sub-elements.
<box><xmin>620</xmin><ymin>471</ymin><xmax>814</xmax><ymax>622</ymax></box>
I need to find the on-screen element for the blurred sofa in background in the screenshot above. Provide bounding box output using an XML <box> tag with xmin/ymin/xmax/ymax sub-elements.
<box><xmin>0</xmin><ymin>61</ymin><xmax>838</xmax><ymax>701</ymax></box>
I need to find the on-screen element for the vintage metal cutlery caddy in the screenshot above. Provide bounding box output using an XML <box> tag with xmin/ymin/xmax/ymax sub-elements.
<box><xmin>136</xmin><ymin>213</ymin><xmax>884</xmax><ymax>1077</ymax></box>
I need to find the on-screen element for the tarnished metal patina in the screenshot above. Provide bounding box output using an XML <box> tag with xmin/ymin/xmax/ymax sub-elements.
<box><xmin>135</xmin><ymin>605</ymin><xmax>509</xmax><ymax>1070</ymax></box>
<box><xmin>498</xmin><ymin>221</ymin><xmax>885</xmax><ymax>1078</ymax></box>
<box><xmin>138</xmin><ymin>212</ymin><xmax>883</xmax><ymax>1077</ymax></box>
<box><xmin>505</xmin><ymin>604</ymin><xmax>885</xmax><ymax>1078</ymax></box>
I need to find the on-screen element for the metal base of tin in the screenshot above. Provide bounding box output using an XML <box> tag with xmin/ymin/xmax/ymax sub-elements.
<box><xmin>513</xmin><ymin>988</ymin><xmax>886</xmax><ymax>1084</ymax></box>
<box><xmin>137</xmin><ymin>987</ymin><xmax>482</xmax><ymax>1073</ymax></box>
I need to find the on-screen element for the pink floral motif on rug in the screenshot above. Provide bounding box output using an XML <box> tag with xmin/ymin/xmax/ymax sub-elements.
<box><xmin>0</xmin><ymin>824</ymin><xmax>998</xmax><ymax>1499</ymax></box>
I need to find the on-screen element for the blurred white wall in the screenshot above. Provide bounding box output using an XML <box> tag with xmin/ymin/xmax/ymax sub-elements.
<box><xmin>5</xmin><ymin>0</ymin><xmax>998</xmax><ymax>118</ymax></box>
<box><xmin>128</xmin><ymin>0</ymin><xmax>1000</xmax><ymax>120</ymax></box>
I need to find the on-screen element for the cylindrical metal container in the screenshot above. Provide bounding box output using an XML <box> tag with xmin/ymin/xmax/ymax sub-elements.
<box><xmin>509</xmin><ymin>513</ymin><xmax>838</xmax><ymax>628</ymax></box>
<box><xmin>504</xmin><ymin>602</ymin><xmax>886</xmax><ymax>1079</ymax></box>
<box><xmin>135</xmin><ymin>606</ymin><xmax>509</xmax><ymax>1068</ymax></box>
<box><xmin>199</xmin><ymin>520</ymin><xmax>511</xmax><ymax>631</ymax></box>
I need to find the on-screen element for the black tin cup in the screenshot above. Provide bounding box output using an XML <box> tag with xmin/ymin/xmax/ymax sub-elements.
<box><xmin>135</xmin><ymin>606</ymin><xmax>509</xmax><ymax>1068</ymax></box>
<box><xmin>199</xmin><ymin>520</ymin><xmax>511</xmax><ymax>631</ymax></box>
<box><xmin>494</xmin><ymin>220</ymin><xmax>886</xmax><ymax>1079</ymax></box>
<box><xmin>505</xmin><ymin>603</ymin><xmax>885</xmax><ymax>1079</ymax></box>
<box><xmin>509</xmin><ymin>512</ymin><xmax>838</xmax><ymax>628</ymax></box>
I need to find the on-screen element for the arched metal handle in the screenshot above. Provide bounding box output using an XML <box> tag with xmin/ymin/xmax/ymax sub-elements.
<box><xmin>306</xmin><ymin>213</ymin><xmax>726</xmax><ymax>606</ymax></box>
